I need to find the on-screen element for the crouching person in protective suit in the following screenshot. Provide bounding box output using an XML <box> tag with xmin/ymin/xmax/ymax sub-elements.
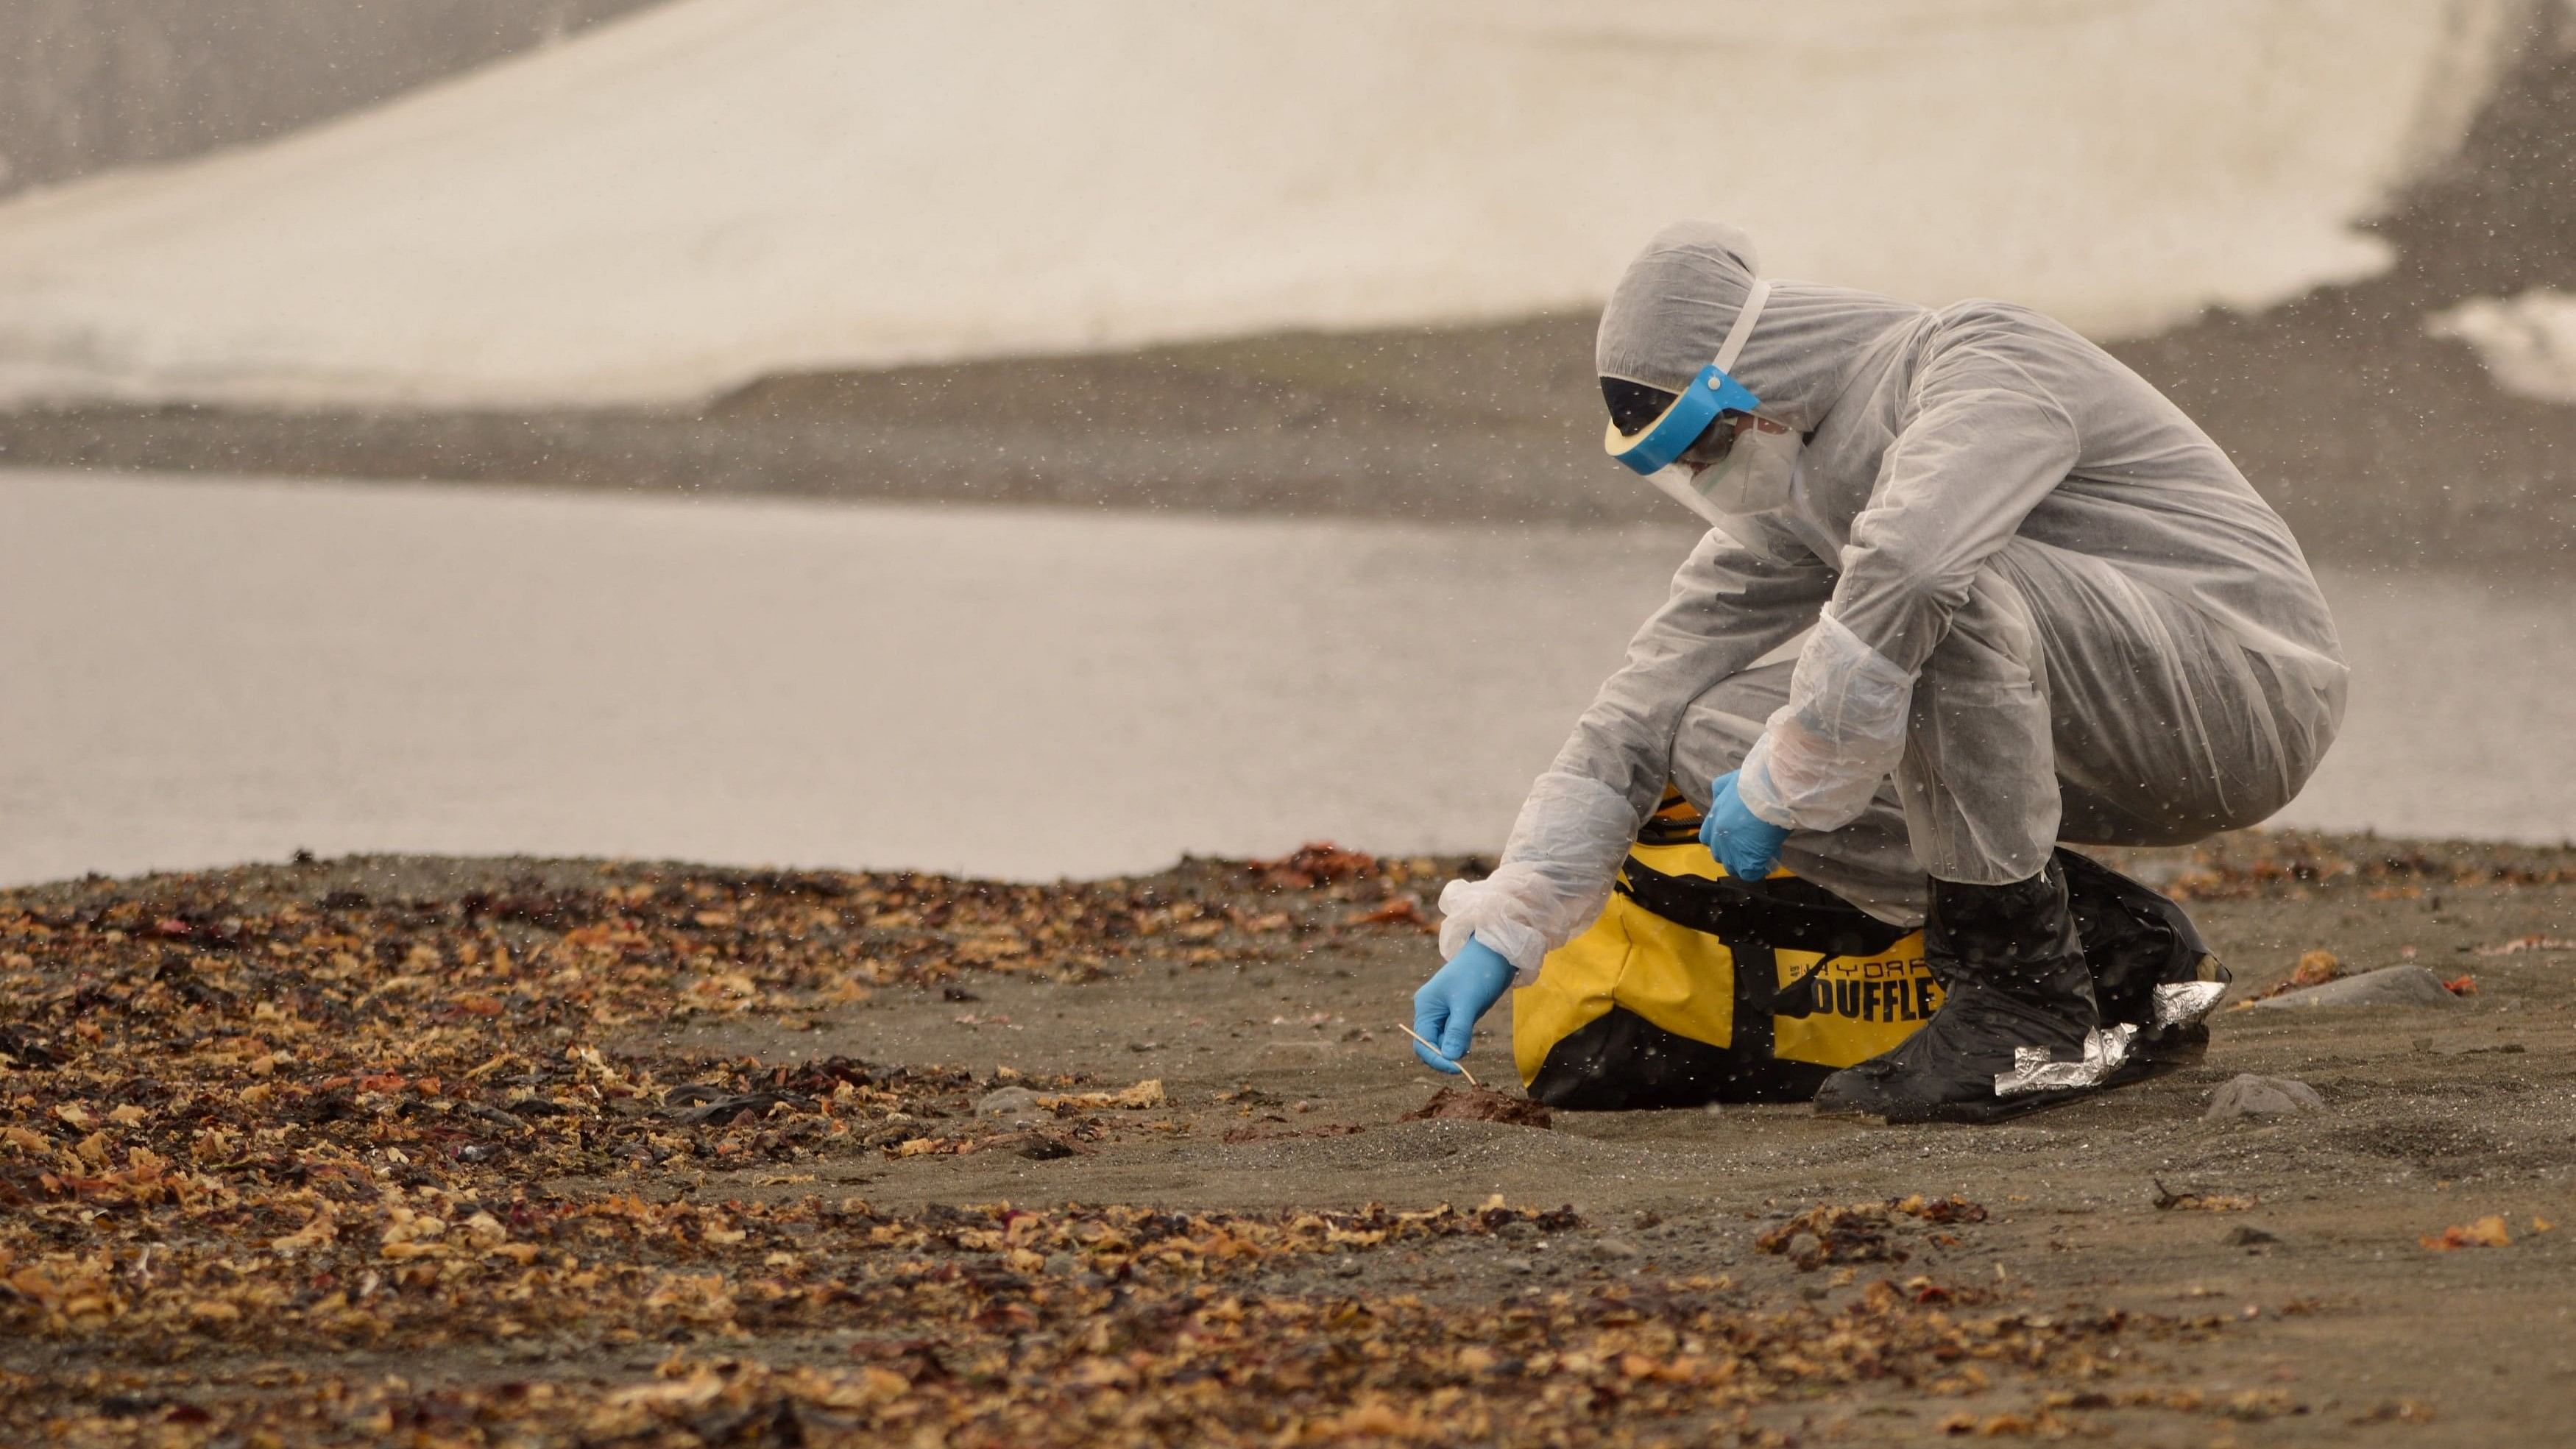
<box><xmin>1412</xmin><ymin>221</ymin><xmax>2345</xmax><ymax>1123</ymax></box>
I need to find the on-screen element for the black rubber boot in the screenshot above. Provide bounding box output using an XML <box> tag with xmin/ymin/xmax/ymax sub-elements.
<box><xmin>2057</xmin><ymin>849</ymin><xmax>2230</xmax><ymax>1074</ymax></box>
<box><xmin>1814</xmin><ymin>861</ymin><xmax>2125</xmax><ymax>1124</ymax></box>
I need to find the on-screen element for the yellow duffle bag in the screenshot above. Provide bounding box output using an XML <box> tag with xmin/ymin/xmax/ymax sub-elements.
<box><xmin>1512</xmin><ymin>796</ymin><xmax>1940</xmax><ymax>1108</ymax></box>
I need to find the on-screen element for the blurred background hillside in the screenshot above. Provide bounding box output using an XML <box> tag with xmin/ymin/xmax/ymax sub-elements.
<box><xmin>2</xmin><ymin>0</ymin><xmax>2572</xmax><ymax>568</ymax></box>
<box><xmin>0</xmin><ymin>0</ymin><xmax>657</xmax><ymax>197</ymax></box>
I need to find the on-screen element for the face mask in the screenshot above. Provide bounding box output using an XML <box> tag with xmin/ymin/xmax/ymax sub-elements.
<box><xmin>1691</xmin><ymin>414</ymin><xmax>1801</xmax><ymax>515</ymax></box>
<box><xmin>1643</xmin><ymin>414</ymin><xmax>1801</xmax><ymax>528</ymax></box>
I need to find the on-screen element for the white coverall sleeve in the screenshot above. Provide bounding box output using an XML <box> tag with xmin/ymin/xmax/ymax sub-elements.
<box><xmin>1735</xmin><ymin>329</ymin><xmax>2081</xmax><ymax>833</ymax></box>
<box><xmin>1441</xmin><ymin>529</ymin><xmax>1834</xmax><ymax>982</ymax></box>
<box><xmin>1437</xmin><ymin>773</ymin><xmax>1638</xmax><ymax>983</ymax></box>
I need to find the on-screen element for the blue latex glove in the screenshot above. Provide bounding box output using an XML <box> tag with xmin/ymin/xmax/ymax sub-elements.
<box><xmin>1411</xmin><ymin>939</ymin><xmax>1515</xmax><ymax>1074</ymax></box>
<box><xmin>1702</xmin><ymin>770</ymin><xmax>1791</xmax><ymax>882</ymax></box>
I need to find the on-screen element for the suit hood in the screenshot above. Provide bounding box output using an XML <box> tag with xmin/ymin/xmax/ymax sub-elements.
<box><xmin>1595</xmin><ymin>219</ymin><xmax>1924</xmax><ymax>434</ymax></box>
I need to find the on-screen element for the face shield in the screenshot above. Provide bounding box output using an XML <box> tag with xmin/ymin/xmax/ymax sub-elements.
<box><xmin>1602</xmin><ymin>279</ymin><xmax>1791</xmax><ymax>526</ymax></box>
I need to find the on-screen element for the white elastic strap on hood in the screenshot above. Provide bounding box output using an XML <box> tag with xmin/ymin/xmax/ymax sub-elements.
<box><xmin>1713</xmin><ymin>278</ymin><xmax>1770</xmax><ymax>378</ymax></box>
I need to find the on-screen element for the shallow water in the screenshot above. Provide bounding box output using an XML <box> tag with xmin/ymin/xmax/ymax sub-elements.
<box><xmin>1</xmin><ymin>470</ymin><xmax>2566</xmax><ymax>887</ymax></box>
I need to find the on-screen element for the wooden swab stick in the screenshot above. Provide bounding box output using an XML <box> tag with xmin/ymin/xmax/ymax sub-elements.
<box><xmin>1395</xmin><ymin>1023</ymin><xmax>1480</xmax><ymax>1088</ymax></box>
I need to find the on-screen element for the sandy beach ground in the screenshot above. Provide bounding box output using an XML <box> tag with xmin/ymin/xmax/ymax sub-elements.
<box><xmin>5</xmin><ymin>829</ymin><xmax>2572</xmax><ymax>1445</ymax></box>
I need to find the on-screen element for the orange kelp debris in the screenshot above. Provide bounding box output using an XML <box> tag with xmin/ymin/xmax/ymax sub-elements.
<box><xmin>1246</xmin><ymin>841</ymin><xmax>1380</xmax><ymax>888</ymax></box>
<box><xmin>1755</xmin><ymin>1197</ymin><xmax>1989</xmax><ymax>1271</ymax></box>
<box><xmin>2154</xmin><ymin>1180</ymin><xmax>2257</xmax><ymax>1212</ymax></box>
<box><xmin>2421</xmin><ymin>1214</ymin><xmax>2513</xmax><ymax>1251</ymax></box>
<box><xmin>1</xmin><ymin>1188</ymin><xmax>2232</xmax><ymax>1449</ymax></box>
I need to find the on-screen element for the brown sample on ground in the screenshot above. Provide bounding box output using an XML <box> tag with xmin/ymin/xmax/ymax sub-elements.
<box><xmin>1399</xmin><ymin>1085</ymin><xmax>1552</xmax><ymax>1128</ymax></box>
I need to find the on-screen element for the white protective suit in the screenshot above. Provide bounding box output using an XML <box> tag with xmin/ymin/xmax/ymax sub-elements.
<box><xmin>1441</xmin><ymin>222</ymin><xmax>2346</xmax><ymax>982</ymax></box>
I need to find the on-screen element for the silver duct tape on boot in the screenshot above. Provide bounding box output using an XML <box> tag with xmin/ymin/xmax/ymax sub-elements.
<box><xmin>2151</xmin><ymin>979</ymin><xmax>2229</xmax><ymax>1030</ymax></box>
<box><xmin>1994</xmin><ymin>1023</ymin><xmax>2138</xmax><ymax>1097</ymax></box>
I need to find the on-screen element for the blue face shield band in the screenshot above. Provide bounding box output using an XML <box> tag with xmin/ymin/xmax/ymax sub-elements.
<box><xmin>1602</xmin><ymin>278</ymin><xmax>1772</xmax><ymax>476</ymax></box>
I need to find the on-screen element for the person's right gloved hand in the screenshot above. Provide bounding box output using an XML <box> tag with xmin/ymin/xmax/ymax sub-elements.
<box><xmin>1702</xmin><ymin>770</ymin><xmax>1792</xmax><ymax>882</ymax></box>
<box><xmin>1411</xmin><ymin>939</ymin><xmax>1515</xmax><ymax>1074</ymax></box>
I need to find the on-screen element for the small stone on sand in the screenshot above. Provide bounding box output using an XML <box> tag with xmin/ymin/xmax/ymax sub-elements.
<box><xmin>2248</xmin><ymin>965</ymin><xmax>2460</xmax><ymax>1010</ymax></box>
<box><xmin>2205</xmin><ymin>1073</ymin><xmax>2326</xmax><ymax>1119</ymax></box>
<box><xmin>975</xmin><ymin>1085</ymin><xmax>1041</xmax><ymax>1117</ymax></box>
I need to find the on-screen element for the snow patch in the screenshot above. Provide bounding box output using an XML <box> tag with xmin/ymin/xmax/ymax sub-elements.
<box><xmin>2427</xmin><ymin>290</ymin><xmax>2576</xmax><ymax>404</ymax></box>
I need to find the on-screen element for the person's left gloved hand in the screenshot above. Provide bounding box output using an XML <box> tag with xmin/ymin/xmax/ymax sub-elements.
<box><xmin>1411</xmin><ymin>939</ymin><xmax>1515</xmax><ymax>1073</ymax></box>
<box><xmin>1702</xmin><ymin>770</ymin><xmax>1791</xmax><ymax>882</ymax></box>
